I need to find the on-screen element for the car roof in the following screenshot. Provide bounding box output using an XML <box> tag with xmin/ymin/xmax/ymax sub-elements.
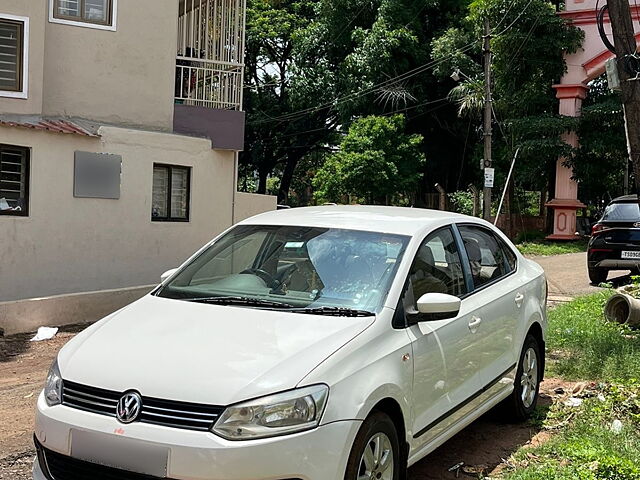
<box><xmin>611</xmin><ymin>195</ymin><xmax>639</xmax><ymax>203</ymax></box>
<box><xmin>238</xmin><ymin>205</ymin><xmax>473</xmax><ymax>236</ymax></box>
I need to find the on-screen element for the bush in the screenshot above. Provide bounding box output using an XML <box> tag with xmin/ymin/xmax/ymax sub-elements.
<box><xmin>448</xmin><ymin>190</ymin><xmax>475</xmax><ymax>215</ymax></box>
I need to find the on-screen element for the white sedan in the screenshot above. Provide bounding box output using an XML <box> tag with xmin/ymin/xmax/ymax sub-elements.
<box><xmin>35</xmin><ymin>206</ymin><xmax>546</xmax><ymax>480</ymax></box>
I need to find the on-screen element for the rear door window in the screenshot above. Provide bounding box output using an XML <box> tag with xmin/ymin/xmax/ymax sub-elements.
<box><xmin>458</xmin><ymin>225</ymin><xmax>514</xmax><ymax>289</ymax></box>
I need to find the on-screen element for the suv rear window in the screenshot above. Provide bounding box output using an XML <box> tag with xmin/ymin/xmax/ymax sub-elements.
<box><xmin>602</xmin><ymin>203</ymin><xmax>640</xmax><ymax>221</ymax></box>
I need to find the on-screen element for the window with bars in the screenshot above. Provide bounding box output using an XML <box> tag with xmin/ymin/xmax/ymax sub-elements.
<box><xmin>53</xmin><ymin>0</ymin><xmax>113</xmax><ymax>26</ymax></box>
<box><xmin>152</xmin><ymin>164</ymin><xmax>190</xmax><ymax>222</ymax></box>
<box><xmin>0</xmin><ymin>145</ymin><xmax>29</xmax><ymax>217</ymax></box>
<box><xmin>0</xmin><ymin>18</ymin><xmax>24</xmax><ymax>93</ymax></box>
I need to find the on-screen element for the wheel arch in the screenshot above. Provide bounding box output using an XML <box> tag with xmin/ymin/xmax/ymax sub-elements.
<box><xmin>525</xmin><ymin>321</ymin><xmax>545</xmax><ymax>381</ymax></box>
<box><xmin>368</xmin><ymin>397</ymin><xmax>409</xmax><ymax>480</ymax></box>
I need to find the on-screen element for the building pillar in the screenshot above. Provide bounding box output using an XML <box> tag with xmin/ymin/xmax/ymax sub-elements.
<box><xmin>546</xmin><ymin>83</ymin><xmax>589</xmax><ymax>240</ymax></box>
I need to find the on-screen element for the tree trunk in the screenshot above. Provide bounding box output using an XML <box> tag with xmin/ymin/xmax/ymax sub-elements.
<box><xmin>608</xmin><ymin>0</ymin><xmax>640</xmax><ymax>205</ymax></box>
<box><xmin>257</xmin><ymin>170</ymin><xmax>268</xmax><ymax>194</ymax></box>
<box><xmin>278</xmin><ymin>156</ymin><xmax>299</xmax><ymax>205</ymax></box>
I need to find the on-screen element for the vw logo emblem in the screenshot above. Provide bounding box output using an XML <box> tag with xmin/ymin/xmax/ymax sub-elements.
<box><xmin>634</xmin><ymin>222</ymin><xmax>640</xmax><ymax>228</ymax></box>
<box><xmin>116</xmin><ymin>392</ymin><xmax>142</xmax><ymax>424</ymax></box>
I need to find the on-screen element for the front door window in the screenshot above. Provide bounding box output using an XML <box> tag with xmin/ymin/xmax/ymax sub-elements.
<box><xmin>408</xmin><ymin>227</ymin><xmax>467</xmax><ymax>305</ymax></box>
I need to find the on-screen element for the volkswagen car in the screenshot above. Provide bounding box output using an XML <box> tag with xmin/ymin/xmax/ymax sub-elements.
<box><xmin>35</xmin><ymin>206</ymin><xmax>547</xmax><ymax>480</ymax></box>
<box><xmin>588</xmin><ymin>195</ymin><xmax>640</xmax><ymax>284</ymax></box>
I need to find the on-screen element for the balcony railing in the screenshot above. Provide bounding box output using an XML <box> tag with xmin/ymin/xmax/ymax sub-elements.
<box><xmin>176</xmin><ymin>0</ymin><xmax>245</xmax><ymax>111</ymax></box>
<box><xmin>175</xmin><ymin>57</ymin><xmax>243</xmax><ymax>110</ymax></box>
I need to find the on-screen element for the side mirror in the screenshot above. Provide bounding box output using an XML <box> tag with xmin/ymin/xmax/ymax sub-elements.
<box><xmin>415</xmin><ymin>292</ymin><xmax>461</xmax><ymax>321</ymax></box>
<box><xmin>160</xmin><ymin>268</ymin><xmax>178</xmax><ymax>283</ymax></box>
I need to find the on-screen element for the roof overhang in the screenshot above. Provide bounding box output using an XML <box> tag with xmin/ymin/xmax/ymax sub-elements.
<box><xmin>0</xmin><ymin>115</ymin><xmax>101</xmax><ymax>137</ymax></box>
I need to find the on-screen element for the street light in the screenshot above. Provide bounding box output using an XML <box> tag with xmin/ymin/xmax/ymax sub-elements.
<box><xmin>450</xmin><ymin>68</ymin><xmax>472</xmax><ymax>82</ymax></box>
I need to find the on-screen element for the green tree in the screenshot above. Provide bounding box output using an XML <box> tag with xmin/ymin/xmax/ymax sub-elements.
<box><xmin>432</xmin><ymin>0</ymin><xmax>584</xmax><ymax>194</ymax></box>
<box><xmin>242</xmin><ymin>0</ymin><xmax>334</xmax><ymax>201</ymax></box>
<box><xmin>243</xmin><ymin>0</ymin><xmax>472</xmax><ymax>203</ymax></box>
<box><xmin>313</xmin><ymin>115</ymin><xmax>425</xmax><ymax>204</ymax></box>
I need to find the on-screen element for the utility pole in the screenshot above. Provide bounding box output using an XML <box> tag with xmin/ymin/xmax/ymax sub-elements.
<box><xmin>607</xmin><ymin>0</ymin><xmax>640</xmax><ymax>200</ymax></box>
<box><xmin>483</xmin><ymin>18</ymin><xmax>493</xmax><ymax>221</ymax></box>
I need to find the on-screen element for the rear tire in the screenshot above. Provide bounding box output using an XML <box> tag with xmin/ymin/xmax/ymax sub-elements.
<box><xmin>588</xmin><ymin>267</ymin><xmax>608</xmax><ymax>285</ymax></box>
<box><xmin>344</xmin><ymin>412</ymin><xmax>400</xmax><ymax>480</ymax></box>
<box><xmin>501</xmin><ymin>334</ymin><xmax>542</xmax><ymax>421</ymax></box>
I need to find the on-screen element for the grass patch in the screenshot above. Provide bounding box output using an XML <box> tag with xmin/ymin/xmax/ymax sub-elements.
<box><xmin>516</xmin><ymin>239</ymin><xmax>588</xmax><ymax>256</ymax></box>
<box><xmin>499</xmin><ymin>292</ymin><xmax>640</xmax><ymax>479</ymax></box>
<box><xmin>546</xmin><ymin>291</ymin><xmax>640</xmax><ymax>382</ymax></box>
<box><xmin>502</xmin><ymin>384</ymin><xmax>640</xmax><ymax>480</ymax></box>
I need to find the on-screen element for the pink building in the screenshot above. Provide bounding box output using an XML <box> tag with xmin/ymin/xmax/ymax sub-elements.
<box><xmin>549</xmin><ymin>0</ymin><xmax>640</xmax><ymax>239</ymax></box>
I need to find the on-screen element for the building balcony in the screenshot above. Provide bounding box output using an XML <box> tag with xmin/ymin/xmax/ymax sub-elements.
<box><xmin>173</xmin><ymin>0</ymin><xmax>246</xmax><ymax>151</ymax></box>
<box><xmin>175</xmin><ymin>57</ymin><xmax>243</xmax><ymax>110</ymax></box>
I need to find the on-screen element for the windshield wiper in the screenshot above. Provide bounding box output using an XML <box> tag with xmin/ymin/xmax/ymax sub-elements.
<box><xmin>288</xmin><ymin>306</ymin><xmax>375</xmax><ymax>317</ymax></box>
<box><xmin>185</xmin><ymin>296</ymin><xmax>293</xmax><ymax>309</ymax></box>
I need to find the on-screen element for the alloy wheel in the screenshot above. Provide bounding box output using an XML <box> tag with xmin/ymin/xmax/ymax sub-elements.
<box><xmin>357</xmin><ymin>432</ymin><xmax>394</xmax><ymax>480</ymax></box>
<box><xmin>520</xmin><ymin>347</ymin><xmax>538</xmax><ymax>408</ymax></box>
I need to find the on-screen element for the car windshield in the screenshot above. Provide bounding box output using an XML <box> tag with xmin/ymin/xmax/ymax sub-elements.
<box><xmin>602</xmin><ymin>203</ymin><xmax>640</xmax><ymax>221</ymax></box>
<box><xmin>156</xmin><ymin>225</ymin><xmax>410</xmax><ymax>313</ymax></box>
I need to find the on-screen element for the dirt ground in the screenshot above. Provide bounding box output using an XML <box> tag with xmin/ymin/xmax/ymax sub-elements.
<box><xmin>0</xmin><ymin>326</ymin><xmax>572</xmax><ymax>480</ymax></box>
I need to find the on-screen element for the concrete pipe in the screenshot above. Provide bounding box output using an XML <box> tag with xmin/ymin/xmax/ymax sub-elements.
<box><xmin>604</xmin><ymin>294</ymin><xmax>640</xmax><ymax>328</ymax></box>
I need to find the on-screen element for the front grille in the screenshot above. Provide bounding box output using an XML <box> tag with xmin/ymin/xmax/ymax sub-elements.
<box><xmin>36</xmin><ymin>440</ymin><xmax>171</xmax><ymax>480</ymax></box>
<box><xmin>62</xmin><ymin>380</ymin><xmax>224</xmax><ymax>431</ymax></box>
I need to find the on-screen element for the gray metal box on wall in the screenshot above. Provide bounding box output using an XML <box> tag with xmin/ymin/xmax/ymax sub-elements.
<box><xmin>74</xmin><ymin>151</ymin><xmax>122</xmax><ymax>199</ymax></box>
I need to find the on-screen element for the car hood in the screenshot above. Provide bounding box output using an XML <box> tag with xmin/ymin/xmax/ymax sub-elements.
<box><xmin>58</xmin><ymin>295</ymin><xmax>374</xmax><ymax>406</ymax></box>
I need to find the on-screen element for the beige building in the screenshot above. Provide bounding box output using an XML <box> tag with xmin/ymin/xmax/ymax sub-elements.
<box><xmin>0</xmin><ymin>0</ymin><xmax>275</xmax><ymax>334</ymax></box>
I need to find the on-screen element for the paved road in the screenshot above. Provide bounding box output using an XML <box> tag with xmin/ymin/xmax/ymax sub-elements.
<box><xmin>528</xmin><ymin>251</ymin><xmax>632</xmax><ymax>301</ymax></box>
<box><xmin>528</xmin><ymin>252</ymin><xmax>600</xmax><ymax>301</ymax></box>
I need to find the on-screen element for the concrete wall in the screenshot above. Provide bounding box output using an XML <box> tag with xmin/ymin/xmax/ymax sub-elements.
<box><xmin>0</xmin><ymin>285</ymin><xmax>154</xmax><ymax>336</ymax></box>
<box><xmin>42</xmin><ymin>0</ymin><xmax>178</xmax><ymax>131</ymax></box>
<box><xmin>234</xmin><ymin>192</ymin><xmax>278</xmax><ymax>224</ymax></box>
<box><xmin>0</xmin><ymin>126</ymin><xmax>236</xmax><ymax>303</ymax></box>
<box><xmin>0</xmin><ymin>1</ymin><xmax>46</xmax><ymax>114</ymax></box>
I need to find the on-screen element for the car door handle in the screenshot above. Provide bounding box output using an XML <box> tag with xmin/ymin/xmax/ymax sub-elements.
<box><xmin>515</xmin><ymin>293</ymin><xmax>525</xmax><ymax>308</ymax></box>
<box><xmin>468</xmin><ymin>316</ymin><xmax>482</xmax><ymax>333</ymax></box>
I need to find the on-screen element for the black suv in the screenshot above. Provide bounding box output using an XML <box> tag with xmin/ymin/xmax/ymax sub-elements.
<box><xmin>588</xmin><ymin>195</ymin><xmax>640</xmax><ymax>284</ymax></box>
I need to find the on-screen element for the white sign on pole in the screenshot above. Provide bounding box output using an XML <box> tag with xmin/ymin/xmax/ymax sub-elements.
<box><xmin>484</xmin><ymin>167</ymin><xmax>495</xmax><ymax>188</ymax></box>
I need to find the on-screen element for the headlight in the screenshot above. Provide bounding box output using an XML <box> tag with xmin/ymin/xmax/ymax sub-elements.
<box><xmin>212</xmin><ymin>384</ymin><xmax>329</xmax><ymax>440</ymax></box>
<box><xmin>44</xmin><ymin>359</ymin><xmax>63</xmax><ymax>407</ymax></box>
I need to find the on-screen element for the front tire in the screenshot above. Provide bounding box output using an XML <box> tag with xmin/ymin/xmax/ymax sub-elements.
<box><xmin>588</xmin><ymin>267</ymin><xmax>608</xmax><ymax>285</ymax></box>
<box><xmin>502</xmin><ymin>334</ymin><xmax>542</xmax><ymax>421</ymax></box>
<box><xmin>344</xmin><ymin>412</ymin><xmax>400</xmax><ymax>480</ymax></box>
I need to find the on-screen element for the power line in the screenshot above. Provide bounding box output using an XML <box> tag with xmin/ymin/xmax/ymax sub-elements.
<box><xmin>492</xmin><ymin>0</ymin><xmax>520</xmax><ymax>32</ymax></box>
<box><xmin>248</xmin><ymin>42</ymin><xmax>478</xmax><ymax>126</ymax></box>
<box><xmin>277</xmin><ymin>97</ymin><xmax>450</xmax><ymax>139</ymax></box>
<box><xmin>248</xmin><ymin>0</ymin><xmax>535</xmax><ymax>127</ymax></box>
<box><xmin>493</xmin><ymin>0</ymin><xmax>536</xmax><ymax>36</ymax></box>
<box><xmin>504</xmin><ymin>14</ymin><xmax>542</xmax><ymax>71</ymax></box>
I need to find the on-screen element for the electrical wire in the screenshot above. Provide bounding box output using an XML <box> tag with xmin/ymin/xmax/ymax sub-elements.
<box><xmin>596</xmin><ymin>0</ymin><xmax>616</xmax><ymax>54</ymax></box>
<box><xmin>503</xmin><ymin>14</ymin><xmax>541</xmax><ymax>71</ymax></box>
<box><xmin>492</xmin><ymin>0</ymin><xmax>520</xmax><ymax>33</ymax></box>
<box><xmin>492</xmin><ymin>0</ymin><xmax>536</xmax><ymax>36</ymax></box>
<box><xmin>277</xmin><ymin>96</ymin><xmax>450</xmax><ymax>139</ymax></box>
<box><xmin>248</xmin><ymin>41</ymin><xmax>479</xmax><ymax>125</ymax></box>
<box><xmin>248</xmin><ymin>0</ymin><xmax>536</xmax><ymax>127</ymax></box>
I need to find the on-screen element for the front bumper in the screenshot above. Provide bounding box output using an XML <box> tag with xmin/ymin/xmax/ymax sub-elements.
<box><xmin>34</xmin><ymin>392</ymin><xmax>359</xmax><ymax>480</ymax></box>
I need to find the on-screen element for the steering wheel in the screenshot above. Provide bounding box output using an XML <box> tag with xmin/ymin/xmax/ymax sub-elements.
<box><xmin>240</xmin><ymin>268</ymin><xmax>279</xmax><ymax>288</ymax></box>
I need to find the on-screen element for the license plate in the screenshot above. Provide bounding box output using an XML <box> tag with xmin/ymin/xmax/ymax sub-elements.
<box><xmin>621</xmin><ymin>251</ymin><xmax>640</xmax><ymax>259</ymax></box>
<box><xmin>71</xmin><ymin>429</ymin><xmax>168</xmax><ymax>477</ymax></box>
